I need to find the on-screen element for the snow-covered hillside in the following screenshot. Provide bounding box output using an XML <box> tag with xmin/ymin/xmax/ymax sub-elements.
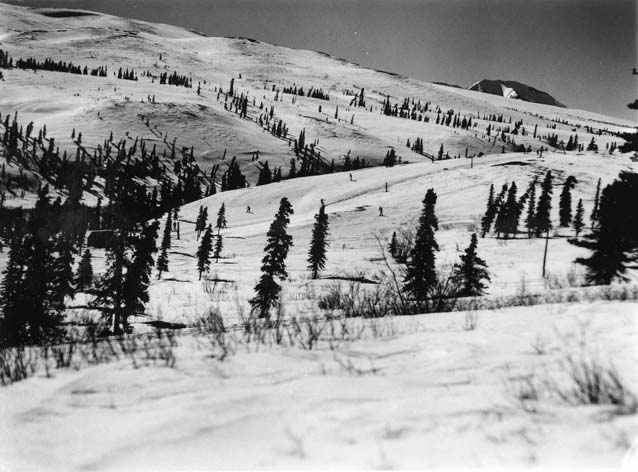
<box><xmin>0</xmin><ymin>2</ymin><xmax>637</xmax><ymax>469</ymax></box>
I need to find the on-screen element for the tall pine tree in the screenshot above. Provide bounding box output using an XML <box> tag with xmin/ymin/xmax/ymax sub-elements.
<box><xmin>404</xmin><ymin>190</ymin><xmax>439</xmax><ymax>301</ymax></box>
<box><xmin>197</xmin><ymin>224</ymin><xmax>214</xmax><ymax>280</ymax></box>
<box><xmin>559</xmin><ymin>176</ymin><xmax>577</xmax><ymax>227</ymax></box>
<box><xmin>534</xmin><ymin>171</ymin><xmax>553</xmax><ymax>237</ymax></box>
<box><xmin>307</xmin><ymin>203</ymin><xmax>329</xmax><ymax>279</ymax></box>
<box><xmin>452</xmin><ymin>233</ymin><xmax>490</xmax><ymax>297</ymax></box>
<box><xmin>250</xmin><ymin>198</ymin><xmax>294</xmax><ymax>319</ymax></box>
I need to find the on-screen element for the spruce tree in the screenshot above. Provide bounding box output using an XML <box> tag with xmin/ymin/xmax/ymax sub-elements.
<box><xmin>571</xmin><ymin>172</ymin><xmax>638</xmax><ymax>284</ymax></box>
<box><xmin>307</xmin><ymin>203</ymin><xmax>329</xmax><ymax>279</ymax></box>
<box><xmin>389</xmin><ymin>231</ymin><xmax>398</xmax><ymax>256</ymax></box>
<box><xmin>195</xmin><ymin>206</ymin><xmax>203</xmax><ymax>239</ymax></box>
<box><xmin>121</xmin><ymin>221</ymin><xmax>159</xmax><ymax>328</ymax></box>
<box><xmin>197</xmin><ymin>224</ymin><xmax>214</xmax><ymax>280</ymax></box>
<box><xmin>494</xmin><ymin>182</ymin><xmax>519</xmax><ymax>238</ymax></box>
<box><xmin>590</xmin><ymin>178</ymin><xmax>601</xmax><ymax>229</ymax></box>
<box><xmin>156</xmin><ymin>213</ymin><xmax>172</xmax><ymax>279</ymax></box>
<box><xmin>573</xmin><ymin>198</ymin><xmax>585</xmax><ymax>237</ymax></box>
<box><xmin>525</xmin><ymin>179</ymin><xmax>537</xmax><ymax>238</ymax></box>
<box><xmin>216</xmin><ymin>203</ymin><xmax>227</xmax><ymax>230</ymax></box>
<box><xmin>213</xmin><ymin>232</ymin><xmax>223</xmax><ymax>263</ymax></box>
<box><xmin>423</xmin><ymin>188</ymin><xmax>438</xmax><ymax>230</ymax></box>
<box><xmin>480</xmin><ymin>184</ymin><xmax>495</xmax><ymax>237</ymax></box>
<box><xmin>559</xmin><ymin>176</ymin><xmax>577</xmax><ymax>227</ymax></box>
<box><xmin>452</xmin><ymin>233</ymin><xmax>490</xmax><ymax>297</ymax></box>
<box><xmin>534</xmin><ymin>171</ymin><xmax>553</xmax><ymax>237</ymax></box>
<box><xmin>76</xmin><ymin>248</ymin><xmax>94</xmax><ymax>291</ymax></box>
<box><xmin>250</xmin><ymin>197</ymin><xmax>294</xmax><ymax>319</ymax></box>
<box><xmin>404</xmin><ymin>190</ymin><xmax>439</xmax><ymax>301</ymax></box>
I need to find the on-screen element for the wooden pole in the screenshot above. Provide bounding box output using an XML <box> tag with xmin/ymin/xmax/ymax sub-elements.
<box><xmin>542</xmin><ymin>230</ymin><xmax>549</xmax><ymax>277</ymax></box>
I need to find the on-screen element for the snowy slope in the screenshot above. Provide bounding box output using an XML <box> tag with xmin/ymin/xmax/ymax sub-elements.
<box><xmin>0</xmin><ymin>3</ymin><xmax>638</xmax><ymax>469</ymax></box>
<box><xmin>0</xmin><ymin>302</ymin><xmax>637</xmax><ymax>469</ymax></box>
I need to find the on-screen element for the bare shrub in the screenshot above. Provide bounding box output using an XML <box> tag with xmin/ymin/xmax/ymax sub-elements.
<box><xmin>552</xmin><ymin>355</ymin><xmax>638</xmax><ymax>413</ymax></box>
<box><xmin>0</xmin><ymin>347</ymin><xmax>39</xmax><ymax>386</ymax></box>
<box><xmin>506</xmin><ymin>373</ymin><xmax>542</xmax><ymax>413</ymax></box>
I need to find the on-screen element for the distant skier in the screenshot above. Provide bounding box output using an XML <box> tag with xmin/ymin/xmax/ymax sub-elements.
<box><xmin>246</xmin><ymin>205</ymin><xmax>252</xmax><ymax>214</ymax></box>
<box><xmin>379</xmin><ymin>206</ymin><xmax>383</xmax><ymax>217</ymax></box>
<box><xmin>385</xmin><ymin>182</ymin><xmax>388</xmax><ymax>192</ymax></box>
<box><xmin>349</xmin><ymin>173</ymin><xmax>353</xmax><ymax>181</ymax></box>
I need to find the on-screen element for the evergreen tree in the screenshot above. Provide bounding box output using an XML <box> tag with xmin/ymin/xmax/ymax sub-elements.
<box><xmin>404</xmin><ymin>190</ymin><xmax>439</xmax><ymax>301</ymax></box>
<box><xmin>534</xmin><ymin>171</ymin><xmax>553</xmax><ymax>237</ymax></box>
<box><xmin>452</xmin><ymin>233</ymin><xmax>490</xmax><ymax>297</ymax></box>
<box><xmin>307</xmin><ymin>203</ymin><xmax>329</xmax><ymax>279</ymax></box>
<box><xmin>156</xmin><ymin>213</ymin><xmax>172</xmax><ymax>279</ymax></box>
<box><xmin>250</xmin><ymin>198</ymin><xmax>294</xmax><ymax>319</ymax></box>
<box><xmin>196</xmin><ymin>224</ymin><xmax>214</xmax><ymax>280</ymax></box>
<box><xmin>573</xmin><ymin>198</ymin><xmax>585</xmax><ymax>237</ymax></box>
<box><xmin>389</xmin><ymin>231</ymin><xmax>398</xmax><ymax>256</ymax></box>
<box><xmin>121</xmin><ymin>221</ymin><xmax>159</xmax><ymax>324</ymax></box>
<box><xmin>213</xmin><ymin>232</ymin><xmax>223</xmax><ymax>263</ymax></box>
<box><xmin>75</xmin><ymin>248</ymin><xmax>94</xmax><ymax>291</ymax></box>
<box><xmin>571</xmin><ymin>172</ymin><xmax>638</xmax><ymax>284</ymax></box>
<box><xmin>216</xmin><ymin>203</ymin><xmax>227</xmax><ymax>230</ymax></box>
<box><xmin>590</xmin><ymin>178</ymin><xmax>601</xmax><ymax>229</ymax></box>
<box><xmin>525</xmin><ymin>180</ymin><xmax>537</xmax><ymax>238</ymax></box>
<box><xmin>49</xmin><ymin>234</ymin><xmax>76</xmax><ymax>309</ymax></box>
<box><xmin>494</xmin><ymin>182</ymin><xmax>519</xmax><ymax>238</ymax></box>
<box><xmin>423</xmin><ymin>188</ymin><xmax>438</xmax><ymax>230</ymax></box>
<box><xmin>480</xmin><ymin>184</ymin><xmax>495</xmax><ymax>237</ymax></box>
<box><xmin>559</xmin><ymin>176</ymin><xmax>577</xmax><ymax>227</ymax></box>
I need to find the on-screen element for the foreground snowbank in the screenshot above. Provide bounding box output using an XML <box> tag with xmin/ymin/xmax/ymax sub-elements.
<box><xmin>1</xmin><ymin>301</ymin><xmax>637</xmax><ymax>469</ymax></box>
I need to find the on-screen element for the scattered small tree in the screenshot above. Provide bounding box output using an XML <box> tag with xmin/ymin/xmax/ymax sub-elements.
<box><xmin>75</xmin><ymin>248</ymin><xmax>94</xmax><ymax>291</ymax></box>
<box><xmin>452</xmin><ymin>233</ymin><xmax>490</xmax><ymax>297</ymax></box>
<box><xmin>250</xmin><ymin>198</ymin><xmax>294</xmax><ymax>319</ymax></box>
<box><xmin>559</xmin><ymin>176</ymin><xmax>577</xmax><ymax>227</ymax></box>
<box><xmin>307</xmin><ymin>203</ymin><xmax>329</xmax><ymax>279</ymax></box>
<box><xmin>404</xmin><ymin>189</ymin><xmax>439</xmax><ymax>301</ymax></box>
<box><xmin>573</xmin><ymin>198</ymin><xmax>585</xmax><ymax>237</ymax></box>
<box><xmin>196</xmin><ymin>224</ymin><xmax>214</xmax><ymax>280</ymax></box>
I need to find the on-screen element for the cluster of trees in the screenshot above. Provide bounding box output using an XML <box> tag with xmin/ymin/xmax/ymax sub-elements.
<box><xmin>0</xmin><ymin>48</ymin><xmax>108</xmax><ymax>77</ymax></box>
<box><xmin>348</xmin><ymin>88</ymin><xmax>366</xmax><ymax>108</ymax></box>
<box><xmin>248</xmin><ymin>198</ymin><xmax>331</xmax><ymax>320</ymax></box>
<box><xmin>383</xmin><ymin>148</ymin><xmax>399</xmax><ymax>167</ymax></box>
<box><xmin>219</xmin><ymin>156</ymin><xmax>247</xmax><ymax>191</ymax></box>
<box><xmin>116</xmin><ymin>67</ymin><xmax>137</xmax><ymax>81</ymax></box>
<box><xmin>479</xmin><ymin>171</ymin><xmax>581</xmax><ymax>239</ymax></box>
<box><xmin>546</xmin><ymin>133</ymin><xmax>599</xmax><ymax>152</ymax></box>
<box><xmin>256</xmin><ymin>161</ymin><xmax>285</xmax><ymax>186</ymax></box>
<box><xmin>196</xmin><ymin>204</ymin><xmax>227</xmax><ymax>279</ymax></box>
<box><xmin>407</xmin><ymin>137</ymin><xmax>425</xmax><ymax>154</ymax></box>
<box><xmin>158</xmin><ymin>71</ymin><xmax>192</xmax><ymax>88</ymax></box>
<box><xmin>392</xmin><ymin>188</ymin><xmax>491</xmax><ymax>302</ymax></box>
<box><xmin>281</xmin><ymin>84</ymin><xmax>329</xmax><ymax>101</ymax></box>
<box><xmin>569</xmin><ymin>172</ymin><xmax>638</xmax><ymax>285</ymax></box>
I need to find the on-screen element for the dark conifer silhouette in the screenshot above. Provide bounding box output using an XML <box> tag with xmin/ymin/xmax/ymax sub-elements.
<box><xmin>75</xmin><ymin>248</ymin><xmax>94</xmax><ymax>291</ymax></box>
<box><xmin>534</xmin><ymin>171</ymin><xmax>553</xmax><ymax>237</ymax></box>
<box><xmin>307</xmin><ymin>203</ymin><xmax>329</xmax><ymax>279</ymax></box>
<box><xmin>196</xmin><ymin>224</ymin><xmax>214</xmax><ymax>280</ymax></box>
<box><xmin>590</xmin><ymin>178</ymin><xmax>601</xmax><ymax>229</ymax></box>
<box><xmin>573</xmin><ymin>198</ymin><xmax>585</xmax><ymax>237</ymax></box>
<box><xmin>156</xmin><ymin>212</ymin><xmax>172</xmax><ymax>279</ymax></box>
<box><xmin>571</xmin><ymin>172</ymin><xmax>638</xmax><ymax>284</ymax></box>
<box><xmin>404</xmin><ymin>190</ymin><xmax>439</xmax><ymax>301</ymax></box>
<box><xmin>559</xmin><ymin>176</ymin><xmax>577</xmax><ymax>227</ymax></box>
<box><xmin>250</xmin><ymin>198</ymin><xmax>294</xmax><ymax>319</ymax></box>
<box><xmin>452</xmin><ymin>233</ymin><xmax>490</xmax><ymax>297</ymax></box>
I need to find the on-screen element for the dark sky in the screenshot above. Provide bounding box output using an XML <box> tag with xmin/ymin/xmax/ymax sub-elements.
<box><xmin>5</xmin><ymin>0</ymin><xmax>637</xmax><ymax>121</ymax></box>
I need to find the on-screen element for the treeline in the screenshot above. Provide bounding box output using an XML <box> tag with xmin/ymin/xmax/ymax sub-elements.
<box><xmin>280</xmin><ymin>83</ymin><xmax>329</xmax><ymax>101</ymax></box>
<box><xmin>0</xmin><ymin>48</ymin><xmax>108</xmax><ymax>77</ymax></box>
